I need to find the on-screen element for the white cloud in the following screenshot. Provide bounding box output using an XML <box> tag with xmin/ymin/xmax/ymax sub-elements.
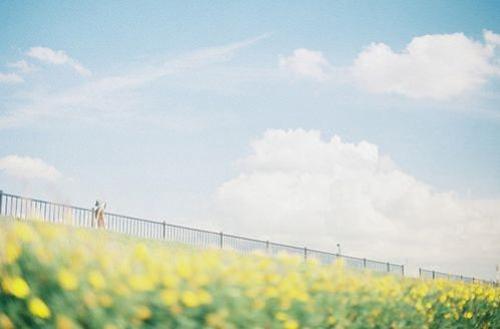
<box><xmin>0</xmin><ymin>72</ymin><xmax>23</xmax><ymax>84</ymax></box>
<box><xmin>0</xmin><ymin>35</ymin><xmax>268</xmax><ymax>129</ymax></box>
<box><xmin>8</xmin><ymin>60</ymin><xmax>37</xmax><ymax>74</ymax></box>
<box><xmin>0</xmin><ymin>155</ymin><xmax>63</xmax><ymax>181</ymax></box>
<box><xmin>484</xmin><ymin>29</ymin><xmax>500</xmax><ymax>46</ymax></box>
<box><xmin>27</xmin><ymin>47</ymin><xmax>91</xmax><ymax>76</ymax></box>
<box><xmin>279</xmin><ymin>48</ymin><xmax>331</xmax><ymax>80</ymax></box>
<box><xmin>352</xmin><ymin>31</ymin><xmax>500</xmax><ymax>99</ymax></box>
<box><xmin>213</xmin><ymin>129</ymin><xmax>500</xmax><ymax>279</ymax></box>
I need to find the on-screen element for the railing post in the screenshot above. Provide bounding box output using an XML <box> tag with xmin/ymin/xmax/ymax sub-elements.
<box><xmin>432</xmin><ymin>270</ymin><xmax>436</xmax><ymax>279</ymax></box>
<box><xmin>419</xmin><ymin>268</ymin><xmax>422</xmax><ymax>278</ymax></box>
<box><xmin>0</xmin><ymin>191</ymin><xmax>411</xmax><ymax>279</ymax></box>
<box><xmin>402</xmin><ymin>265</ymin><xmax>405</xmax><ymax>276</ymax></box>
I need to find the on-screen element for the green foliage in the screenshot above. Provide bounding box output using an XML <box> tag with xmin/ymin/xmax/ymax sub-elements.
<box><xmin>0</xmin><ymin>220</ymin><xmax>498</xmax><ymax>328</ymax></box>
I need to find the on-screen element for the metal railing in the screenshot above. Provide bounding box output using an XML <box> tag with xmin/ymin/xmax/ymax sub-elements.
<box><xmin>0</xmin><ymin>189</ymin><xmax>403</xmax><ymax>275</ymax></box>
<box><xmin>419</xmin><ymin>268</ymin><xmax>497</xmax><ymax>286</ymax></box>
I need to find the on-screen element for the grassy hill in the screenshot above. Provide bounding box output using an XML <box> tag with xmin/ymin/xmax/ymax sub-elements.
<box><xmin>0</xmin><ymin>219</ymin><xmax>498</xmax><ymax>328</ymax></box>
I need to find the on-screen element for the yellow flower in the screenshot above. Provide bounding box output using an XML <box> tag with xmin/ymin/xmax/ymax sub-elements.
<box><xmin>161</xmin><ymin>289</ymin><xmax>179</xmax><ymax>306</ymax></box>
<box><xmin>57</xmin><ymin>315</ymin><xmax>77</xmax><ymax>329</ymax></box>
<box><xmin>34</xmin><ymin>245</ymin><xmax>53</xmax><ymax>264</ymax></box>
<box><xmin>28</xmin><ymin>297</ymin><xmax>51</xmax><ymax>319</ymax></box>
<box><xmin>58</xmin><ymin>269</ymin><xmax>78</xmax><ymax>291</ymax></box>
<box><xmin>135</xmin><ymin>306</ymin><xmax>152</xmax><ymax>321</ymax></box>
<box><xmin>103</xmin><ymin>325</ymin><xmax>118</xmax><ymax>329</ymax></box>
<box><xmin>129</xmin><ymin>274</ymin><xmax>154</xmax><ymax>292</ymax></box>
<box><xmin>264</xmin><ymin>286</ymin><xmax>278</xmax><ymax>298</ymax></box>
<box><xmin>327</xmin><ymin>315</ymin><xmax>337</xmax><ymax>325</ymax></box>
<box><xmin>2</xmin><ymin>276</ymin><xmax>30</xmax><ymax>299</ymax></box>
<box><xmin>176</xmin><ymin>259</ymin><xmax>192</xmax><ymax>279</ymax></box>
<box><xmin>113</xmin><ymin>282</ymin><xmax>130</xmax><ymax>296</ymax></box>
<box><xmin>253</xmin><ymin>299</ymin><xmax>265</xmax><ymax>310</ymax></box>
<box><xmin>5</xmin><ymin>242</ymin><xmax>21</xmax><ymax>264</ymax></box>
<box><xmin>198</xmin><ymin>290</ymin><xmax>213</xmax><ymax>305</ymax></box>
<box><xmin>0</xmin><ymin>313</ymin><xmax>14</xmax><ymax>329</ymax></box>
<box><xmin>2</xmin><ymin>219</ymin><xmax>499</xmax><ymax>328</ymax></box>
<box><xmin>98</xmin><ymin>294</ymin><xmax>113</xmax><ymax>307</ymax></box>
<box><xmin>83</xmin><ymin>292</ymin><xmax>97</xmax><ymax>308</ymax></box>
<box><xmin>162</xmin><ymin>273</ymin><xmax>179</xmax><ymax>288</ymax></box>
<box><xmin>13</xmin><ymin>223</ymin><xmax>36</xmax><ymax>242</ymax></box>
<box><xmin>284</xmin><ymin>319</ymin><xmax>299</xmax><ymax>329</ymax></box>
<box><xmin>206</xmin><ymin>309</ymin><xmax>229</xmax><ymax>328</ymax></box>
<box><xmin>133</xmin><ymin>243</ymin><xmax>150</xmax><ymax>261</ymax></box>
<box><xmin>192</xmin><ymin>273</ymin><xmax>210</xmax><ymax>287</ymax></box>
<box><xmin>181</xmin><ymin>291</ymin><xmax>200</xmax><ymax>308</ymax></box>
<box><xmin>276</xmin><ymin>312</ymin><xmax>288</xmax><ymax>321</ymax></box>
<box><xmin>88</xmin><ymin>270</ymin><xmax>105</xmax><ymax>290</ymax></box>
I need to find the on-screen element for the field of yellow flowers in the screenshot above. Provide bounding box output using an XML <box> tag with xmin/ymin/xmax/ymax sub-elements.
<box><xmin>0</xmin><ymin>219</ymin><xmax>498</xmax><ymax>329</ymax></box>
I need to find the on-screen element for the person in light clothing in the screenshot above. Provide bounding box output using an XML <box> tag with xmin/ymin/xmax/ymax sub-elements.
<box><xmin>92</xmin><ymin>200</ymin><xmax>106</xmax><ymax>229</ymax></box>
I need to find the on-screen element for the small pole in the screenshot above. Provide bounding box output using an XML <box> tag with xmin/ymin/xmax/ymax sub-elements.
<box><xmin>0</xmin><ymin>190</ymin><xmax>3</xmax><ymax>215</ymax></box>
<box><xmin>219</xmin><ymin>231</ymin><xmax>223</xmax><ymax>249</ymax></box>
<box><xmin>304</xmin><ymin>247</ymin><xmax>308</xmax><ymax>260</ymax></box>
<box><xmin>363</xmin><ymin>258</ymin><xmax>366</xmax><ymax>268</ymax></box>
<box><xmin>432</xmin><ymin>271</ymin><xmax>436</xmax><ymax>279</ymax></box>
<box><xmin>266</xmin><ymin>240</ymin><xmax>270</xmax><ymax>253</ymax></box>
<box><xmin>419</xmin><ymin>268</ymin><xmax>422</xmax><ymax>278</ymax></box>
<box><xmin>386</xmin><ymin>262</ymin><xmax>390</xmax><ymax>273</ymax></box>
<box><xmin>162</xmin><ymin>221</ymin><xmax>166</xmax><ymax>239</ymax></box>
<box><xmin>402</xmin><ymin>265</ymin><xmax>405</xmax><ymax>276</ymax></box>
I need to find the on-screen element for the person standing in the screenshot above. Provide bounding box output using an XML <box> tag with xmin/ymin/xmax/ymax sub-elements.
<box><xmin>92</xmin><ymin>200</ymin><xmax>106</xmax><ymax>229</ymax></box>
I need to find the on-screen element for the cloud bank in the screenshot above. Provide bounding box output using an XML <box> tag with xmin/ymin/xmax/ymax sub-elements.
<box><xmin>27</xmin><ymin>47</ymin><xmax>91</xmax><ymax>76</ymax></box>
<box><xmin>0</xmin><ymin>72</ymin><xmax>23</xmax><ymax>84</ymax></box>
<box><xmin>0</xmin><ymin>35</ymin><xmax>268</xmax><ymax>130</ymax></box>
<box><xmin>279</xmin><ymin>48</ymin><xmax>331</xmax><ymax>81</ymax></box>
<box><xmin>352</xmin><ymin>31</ymin><xmax>500</xmax><ymax>99</ymax></box>
<box><xmin>8</xmin><ymin>60</ymin><xmax>37</xmax><ymax>74</ymax></box>
<box><xmin>280</xmin><ymin>30</ymin><xmax>500</xmax><ymax>100</ymax></box>
<box><xmin>0</xmin><ymin>155</ymin><xmax>63</xmax><ymax>181</ymax></box>
<box><xmin>214</xmin><ymin>129</ymin><xmax>500</xmax><ymax>278</ymax></box>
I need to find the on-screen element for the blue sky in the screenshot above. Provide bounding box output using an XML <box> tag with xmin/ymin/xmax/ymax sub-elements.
<box><xmin>1</xmin><ymin>1</ymin><xmax>500</xmax><ymax>278</ymax></box>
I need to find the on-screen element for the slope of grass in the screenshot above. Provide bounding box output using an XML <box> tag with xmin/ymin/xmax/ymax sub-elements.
<box><xmin>0</xmin><ymin>219</ymin><xmax>498</xmax><ymax>328</ymax></box>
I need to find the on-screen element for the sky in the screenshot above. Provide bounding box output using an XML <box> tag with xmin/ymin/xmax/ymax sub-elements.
<box><xmin>1</xmin><ymin>1</ymin><xmax>499</xmax><ymax>280</ymax></box>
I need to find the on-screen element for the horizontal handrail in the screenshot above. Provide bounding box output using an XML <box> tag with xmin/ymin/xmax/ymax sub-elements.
<box><xmin>0</xmin><ymin>190</ymin><xmax>405</xmax><ymax>276</ymax></box>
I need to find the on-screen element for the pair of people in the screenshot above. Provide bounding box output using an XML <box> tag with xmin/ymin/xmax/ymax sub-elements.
<box><xmin>92</xmin><ymin>200</ymin><xmax>106</xmax><ymax>228</ymax></box>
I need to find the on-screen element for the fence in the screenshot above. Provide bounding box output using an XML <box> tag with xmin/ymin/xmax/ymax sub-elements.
<box><xmin>419</xmin><ymin>268</ymin><xmax>497</xmax><ymax>286</ymax></box>
<box><xmin>0</xmin><ymin>190</ymin><xmax>405</xmax><ymax>275</ymax></box>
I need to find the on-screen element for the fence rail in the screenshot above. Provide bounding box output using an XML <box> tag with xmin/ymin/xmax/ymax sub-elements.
<box><xmin>12</xmin><ymin>189</ymin><xmax>491</xmax><ymax>278</ymax></box>
<box><xmin>3</xmin><ymin>190</ymin><xmax>498</xmax><ymax>284</ymax></box>
<box><xmin>419</xmin><ymin>268</ymin><xmax>497</xmax><ymax>286</ymax></box>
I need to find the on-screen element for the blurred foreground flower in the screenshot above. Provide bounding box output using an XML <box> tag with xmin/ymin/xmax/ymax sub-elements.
<box><xmin>0</xmin><ymin>220</ymin><xmax>498</xmax><ymax>328</ymax></box>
